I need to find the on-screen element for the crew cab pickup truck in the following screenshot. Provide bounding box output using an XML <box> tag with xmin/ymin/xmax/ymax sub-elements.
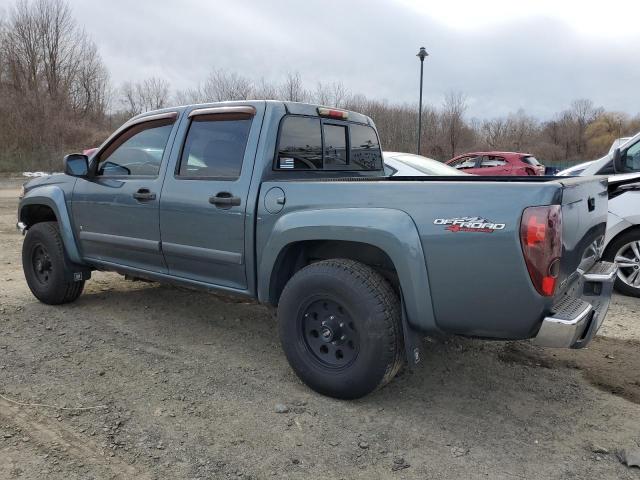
<box><xmin>18</xmin><ymin>101</ymin><xmax>618</xmax><ymax>399</ymax></box>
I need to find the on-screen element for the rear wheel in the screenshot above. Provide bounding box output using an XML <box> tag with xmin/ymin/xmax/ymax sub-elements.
<box><xmin>603</xmin><ymin>229</ymin><xmax>640</xmax><ymax>298</ymax></box>
<box><xmin>22</xmin><ymin>222</ymin><xmax>85</xmax><ymax>305</ymax></box>
<box><xmin>277</xmin><ymin>259</ymin><xmax>404</xmax><ymax>399</ymax></box>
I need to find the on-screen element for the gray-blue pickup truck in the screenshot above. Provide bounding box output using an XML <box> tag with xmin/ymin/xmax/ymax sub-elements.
<box><xmin>18</xmin><ymin>101</ymin><xmax>618</xmax><ymax>398</ymax></box>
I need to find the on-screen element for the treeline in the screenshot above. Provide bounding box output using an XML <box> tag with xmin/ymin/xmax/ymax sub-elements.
<box><xmin>1</xmin><ymin>0</ymin><xmax>639</xmax><ymax>172</ymax></box>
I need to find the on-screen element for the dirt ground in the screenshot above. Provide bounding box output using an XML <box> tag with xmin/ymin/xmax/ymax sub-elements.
<box><xmin>1</xmin><ymin>176</ymin><xmax>639</xmax><ymax>480</ymax></box>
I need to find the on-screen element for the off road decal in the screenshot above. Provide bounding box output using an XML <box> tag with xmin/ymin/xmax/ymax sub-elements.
<box><xmin>434</xmin><ymin>216</ymin><xmax>506</xmax><ymax>233</ymax></box>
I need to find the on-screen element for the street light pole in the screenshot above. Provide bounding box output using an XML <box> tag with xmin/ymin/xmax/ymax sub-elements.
<box><xmin>416</xmin><ymin>46</ymin><xmax>428</xmax><ymax>155</ymax></box>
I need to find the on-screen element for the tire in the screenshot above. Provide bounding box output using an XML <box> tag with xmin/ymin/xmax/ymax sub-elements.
<box><xmin>277</xmin><ymin>259</ymin><xmax>404</xmax><ymax>399</ymax></box>
<box><xmin>22</xmin><ymin>222</ymin><xmax>85</xmax><ymax>305</ymax></box>
<box><xmin>603</xmin><ymin>229</ymin><xmax>640</xmax><ymax>298</ymax></box>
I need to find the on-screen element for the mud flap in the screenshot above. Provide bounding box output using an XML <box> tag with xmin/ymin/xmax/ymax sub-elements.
<box><xmin>401</xmin><ymin>297</ymin><xmax>423</xmax><ymax>369</ymax></box>
<box><xmin>63</xmin><ymin>266</ymin><xmax>91</xmax><ymax>282</ymax></box>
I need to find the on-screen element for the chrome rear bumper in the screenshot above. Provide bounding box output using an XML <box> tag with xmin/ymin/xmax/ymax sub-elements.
<box><xmin>533</xmin><ymin>261</ymin><xmax>617</xmax><ymax>349</ymax></box>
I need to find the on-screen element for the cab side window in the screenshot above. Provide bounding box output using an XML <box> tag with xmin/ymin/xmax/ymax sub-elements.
<box><xmin>97</xmin><ymin>120</ymin><xmax>174</xmax><ymax>177</ymax></box>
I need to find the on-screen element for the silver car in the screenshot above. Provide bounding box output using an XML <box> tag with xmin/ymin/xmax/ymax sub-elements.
<box><xmin>383</xmin><ymin>152</ymin><xmax>468</xmax><ymax>176</ymax></box>
<box><xmin>558</xmin><ymin>132</ymin><xmax>640</xmax><ymax>296</ymax></box>
<box><xmin>605</xmin><ymin>173</ymin><xmax>640</xmax><ymax>297</ymax></box>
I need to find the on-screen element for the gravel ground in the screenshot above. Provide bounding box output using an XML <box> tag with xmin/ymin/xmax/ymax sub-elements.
<box><xmin>1</xmin><ymin>176</ymin><xmax>639</xmax><ymax>479</ymax></box>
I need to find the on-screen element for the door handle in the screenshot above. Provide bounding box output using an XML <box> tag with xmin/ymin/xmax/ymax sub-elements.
<box><xmin>209</xmin><ymin>192</ymin><xmax>241</xmax><ymax>207</ymax></box>
<box><xmin>133</xmin><ymin>189</ymin><xmax>156</xmax><ymax>201</ymax></box>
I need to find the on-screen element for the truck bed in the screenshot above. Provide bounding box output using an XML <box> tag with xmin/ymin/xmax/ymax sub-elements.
<box><xmin>257</xmin><ymin>175</ymin><xmax>608</xmax><ymax>339</ymax></box>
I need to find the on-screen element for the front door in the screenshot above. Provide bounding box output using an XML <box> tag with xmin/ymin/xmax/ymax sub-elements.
<box><xmin>159</xmin><ymin>104</ymin><xmax>262</xmax><ymax>290</ymax></box>
<box><xmin>72</xmin><ymin>112</ymin><xmax>179</xmax><ymax>272</ymax></box>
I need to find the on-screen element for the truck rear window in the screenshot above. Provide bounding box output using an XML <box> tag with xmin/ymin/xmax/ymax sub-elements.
<box><xmin>276</xmin><ymin>116</ymin><xmax>382</xmax><ymax>171</ymax></box>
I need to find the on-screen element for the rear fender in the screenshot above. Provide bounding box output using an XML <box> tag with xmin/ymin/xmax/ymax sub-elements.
<box><xmin>258</xmin><ymin>208</ymin><xmax>438</xmax><ymax>333</ymax></box>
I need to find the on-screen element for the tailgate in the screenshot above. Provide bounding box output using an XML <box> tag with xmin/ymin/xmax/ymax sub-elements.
<box><xmin>556</xmin><ymin>177</ymin><xmax>609</xmax><ymax>294</ymax></box>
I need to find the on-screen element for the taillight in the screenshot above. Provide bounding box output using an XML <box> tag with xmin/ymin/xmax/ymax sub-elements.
<box><xmin>520</xmin><ymin>205</ymin><xmax>562</xmax><ymax>296</ymax></box>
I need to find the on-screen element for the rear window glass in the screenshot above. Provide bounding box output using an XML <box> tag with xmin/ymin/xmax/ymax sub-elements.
<box><xmin>276</xmin><ymin>116</ymin><xmax>382</xmax><ymax>171</ymax></box>
<box><xmin>277</xmin><ymin>117</ymin><xmax>323</xmax><ymax>169</ymax></box>
<box><xmin>522</xmin><ymin>156</ymin><xmax>541</xmax><ymax>166</ymax></box>
<box><xmin>350</xmin><ymin>124</ymin><xmax>382</xmax><ymax>170</ymax></box>
<box><xmin>324</xmin><ymin>124</ymin><xmax>348</xmax><ymax>167</ymax></box>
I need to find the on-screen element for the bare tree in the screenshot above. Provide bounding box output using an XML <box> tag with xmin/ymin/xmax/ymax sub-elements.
<box><xmin>137</xmin><ymin>77</ymin><xmax>170</xmax><ymax>111</ymax></box>
<box><xmin>441</xmin><ymin>91</ymin><xmax>468</xmax><ymax>158</ymax></box>
<box><xmin>253</xmin><ymin>77</ymin><xmax>279</xmax><ymax>99</ymax></box>
<box><xmin>120</xmin><ymin>77</ymin><xmax>170</xmax><ymax>116</ymax></box>
<box><xmin>280</xmin><ymin>72</ymin><xmax>306</xmax><ymax>102</ymax></box>
<box><xmin>480</xmin><ymin>118</ymin><xmax>508</xmax><ymax>149</ymax></box>
<box><xmin>571</xmin><ymin>98</ymin><xmax>603</xmax><ymax>155</ymax></box>
<box><xmin>0</xmin><ymin>3</ymin><xmax>635</xmax><ymax>175</ymax></box>
<box><xmin>0</xmin><ymin>0</ymin><xmax>110</xmax><ymax>171</ymax></box>
<box><xmin>202</xmin><ymin>69</ymin><xmax>253</xmax><ymax>101</ymax></box>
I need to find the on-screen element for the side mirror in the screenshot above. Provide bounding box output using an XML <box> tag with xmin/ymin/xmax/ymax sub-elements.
<box><xmin>63</xmin><ymin>154</ymin><xmax>89</xmax><ymax>177</ymax></box>
<box><xmin>612</xmin><ymin>148</ymin><xmax>625</xmax><ymax>174</ymax></box>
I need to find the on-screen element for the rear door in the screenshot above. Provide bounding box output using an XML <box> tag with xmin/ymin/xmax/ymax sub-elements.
<box><xmin>159</xmin><ymin>103</ymin><xmax>264</xmax><ymax>290</ymax></box>
<box><xmin>72</xmin><ymin>112</ymin><xmax>179</xmax><ymax>272</ymax></box>
<box><xmin>477</xmin><ymin>155</ymin><xmax>509</xmax><ymax>175</ymax></box>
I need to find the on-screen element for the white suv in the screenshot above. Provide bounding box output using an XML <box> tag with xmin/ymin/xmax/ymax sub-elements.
<box><xmin>562</xmin><ymin>132</ymin><xmax>640</xmax><ymax>297</ymax></box>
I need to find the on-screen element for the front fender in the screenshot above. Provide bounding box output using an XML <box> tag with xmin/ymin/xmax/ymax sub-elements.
<box><xmin>257</xmin><ymin>208</ymin><xmax>438</xmax><ymax>333</ymax></box>
<box><xmin>19</xmin><ymin>186</ymin><xmax>83</xmax><ymax>264</ymax></box>
<box><xmin>604</xmin><ymin>211</ymin><xmax>634</xmax><ymax>250</ymax></box>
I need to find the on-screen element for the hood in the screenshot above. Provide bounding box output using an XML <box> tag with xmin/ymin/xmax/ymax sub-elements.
<box><xmin>23</xmin><ymin>173</ymin><xmax>74</xmax><ymax>194</ymax></box>
<box><xmin>608</xmin><ymin>172</ymin><xmax>640</xmax><ymax>199</ymax></box>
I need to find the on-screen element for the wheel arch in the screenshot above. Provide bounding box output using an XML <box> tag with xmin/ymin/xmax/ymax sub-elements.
<box><xmin>604</xmin><ymin>224</ymin><xmax>640</xmax><ymax>256</ymax></box>
<box><xmin>257</xmin><ymin>208</ymin><xmax>437</xmax><ymax>333</ymax></box>
<box><xmin>19</xmin><ymin>186</ymin><xmax>83</xmax><ymax>264</ymax></box>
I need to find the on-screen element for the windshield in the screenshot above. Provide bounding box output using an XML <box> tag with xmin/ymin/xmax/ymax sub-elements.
<box><xmin>386</xmin><ymin>153</ymin><xmax>467</xmax><ymax>175</ymax></box>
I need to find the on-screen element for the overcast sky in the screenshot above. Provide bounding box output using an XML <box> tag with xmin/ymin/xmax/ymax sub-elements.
<box><xmin>2</xmin><ymin>0</ymin><xmax>639</xmax><ymax>119</ymax></box>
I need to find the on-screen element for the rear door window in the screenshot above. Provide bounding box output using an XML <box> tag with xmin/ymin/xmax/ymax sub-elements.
<box><xmin>178</xmin><ymin>114</ymin><xmax>253</xmax><ymax>179</ymax></box>
<box><xmin>479</xmin><ymin>155</ymin><xmax>507</xmax><ymax>167</ymax></box>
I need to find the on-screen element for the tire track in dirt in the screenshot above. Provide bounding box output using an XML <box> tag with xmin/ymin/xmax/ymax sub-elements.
<box><xmin>0</xmin><ymin>398</ymin><xmax>152</xmax><ymax>479</ymax></box>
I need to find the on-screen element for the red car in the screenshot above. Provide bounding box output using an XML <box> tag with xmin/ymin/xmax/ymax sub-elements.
<box><xmin>446</xmin><ymin>151</ymin><xmax>545</xmax><ymax>176</ymax></box>
<box><xmin>83</xmin><ymin>147</ymin><xmax>98</xmax><ymax>157</ymax></box>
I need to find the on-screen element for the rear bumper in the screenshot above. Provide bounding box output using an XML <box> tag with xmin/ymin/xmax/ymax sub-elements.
<box><xmin>533</xmin><ymin>261</ymin><xmax>616</xmax><ymax>349</ymax></box>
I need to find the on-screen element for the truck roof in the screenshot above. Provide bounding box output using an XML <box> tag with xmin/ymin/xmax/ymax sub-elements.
<box><xmin>132</xmin><ymin>100</ymin><xmax>375</xmax><ymax>128</ymax></box>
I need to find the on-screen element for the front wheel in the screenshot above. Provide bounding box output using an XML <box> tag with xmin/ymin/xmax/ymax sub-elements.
<box><xmin>22</xmin><ymin>222</ymin><xmax>85</xmax><ymax>305</ymax></box>
<box><xmin>603</xmin><ymin>229</ymin><xmax>640</xmax><ymax>298</ymax></box>
<box><xmin>277</xmin><ymin>259</ymin><xmax>404</xmax><ymax>399</ymax></box>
